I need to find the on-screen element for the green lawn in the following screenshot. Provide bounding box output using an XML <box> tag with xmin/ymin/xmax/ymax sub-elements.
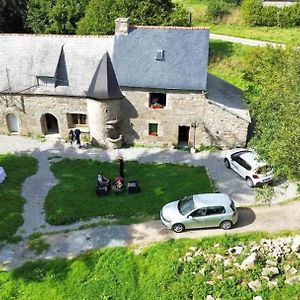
<box><xmin>173</xmin><ymin>0</ymin><xmax>300</xmax><ymax>45</ymax></box>
<box><xmin>45</xmin><ymin>159</ymin><xmax>214</xmax><ymax>225</ymax></box>
<box><xmin>1</xmin><ymin>232</ymin><xmax>300</xmax><ymax>299</ymax></box>
<box><xmin>208</xmin><ymin>39</ymin><xmax>251</xmax><ymax>90</ymax></box>
<box><xmin>0</xmin><ymin>154</ymin><xmax>38</xmax><ymax>242</ymax></box>
<box><xmin>209</xmin><ymin>25</ymin><xmax>300</xmax><ymax>45</ymax></box>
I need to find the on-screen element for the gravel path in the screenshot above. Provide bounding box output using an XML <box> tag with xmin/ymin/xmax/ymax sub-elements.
<box><xmin>210</xmin><ymin>33</ymin><xmax>285</xmax><ymax>47</ymax></box>
<box><xmin>0</xmin><ymin>134</ymin><xmax>298</xmax><ymax>270</ymax></box>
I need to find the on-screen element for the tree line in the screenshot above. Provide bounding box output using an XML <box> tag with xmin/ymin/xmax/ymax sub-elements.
<box><xmin>0</xmin><ymin>0</ymin><xmax>190</xmax><ymax>34</ymax></box>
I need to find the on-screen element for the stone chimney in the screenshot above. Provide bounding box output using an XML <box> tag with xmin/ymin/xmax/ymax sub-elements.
<box><xmin>115</xmin><ymin>18</ymin><xmax>129</xmax><ymax>35</ymax></box>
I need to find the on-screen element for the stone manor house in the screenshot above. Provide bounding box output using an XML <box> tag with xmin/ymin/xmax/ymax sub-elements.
<box><xmin>0</xmin><ymin>18</ymin><xmax>250</xmax><ymax>149</ymax></box>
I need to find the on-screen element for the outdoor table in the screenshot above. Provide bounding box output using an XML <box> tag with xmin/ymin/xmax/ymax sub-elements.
<box><xmin>0</xmin><ymin>166</ymin><xmax>6</xmax><ymax>183</ymax></box>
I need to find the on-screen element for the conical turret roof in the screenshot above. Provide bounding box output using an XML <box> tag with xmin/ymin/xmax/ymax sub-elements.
<box><xmin>86</xmin><ymin>52</ymin><xmax>123</xmax><ymax>100</ymax></box>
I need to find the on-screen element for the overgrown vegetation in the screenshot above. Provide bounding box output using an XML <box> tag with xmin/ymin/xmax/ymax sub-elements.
<box><xmin>241</xmin><ymin>0</ymin><xmax>300</xmax><ymax>27</ymax></box>
<box><xmin>1</xmin><ymin>232</ymin><xmax>300</xmax><ymax>299</ymax></box>
<box><xmin>244</xmin><ymin>46</ymin><xmax>300</xmax><ymax>180</ymax></box>
<box><xmin>45</xmin><ymin>159</ymin><xmax>214</xmax><ymax>225</ymax></box>
<box><xmin>0</xmin><ymin>154</ymin><xmax>38</xmax><ymax>242</ymax></box>
<box><xmin>208</xmin><ymin>39</ymin><xmax>250</xmax><ymax>90</ymax></box>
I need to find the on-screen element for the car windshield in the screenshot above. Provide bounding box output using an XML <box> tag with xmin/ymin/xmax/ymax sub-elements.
<box><xmin>178</xmin><ymin>196</ymin><xmax>195</xmax><ymax>215</ymax></box>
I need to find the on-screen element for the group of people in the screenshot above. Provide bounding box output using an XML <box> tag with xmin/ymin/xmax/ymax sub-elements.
<box><xmin>96</xmin><ymin>156</ymin><xmax>125</xmax><ymax>194</ymax></box>
<box><xmin>69</xmin><ymin>129</ymin><xmax>81</xmax><ymax>147</ymax></box>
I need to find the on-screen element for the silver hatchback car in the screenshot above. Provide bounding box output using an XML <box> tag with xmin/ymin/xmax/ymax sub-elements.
<box><xmin>160</xmin><ymin>193</ymin><xmax>238</xmax><ymax>233</ymax></box>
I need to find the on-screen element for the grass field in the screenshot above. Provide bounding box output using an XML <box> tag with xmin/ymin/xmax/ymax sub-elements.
<box><xmin>45</xmin><ymin>159</ymin><xmax>214</xmax><ymax>225</ymax></box>
<box><xmin>173</xmin><ymin>0</ymin><xmax>300</xmax><ymax>45</ymax></box>
<box><xmin>1</xmin><ymin>232</ymin><xmax>300</xmax><ymax>299</ymax></box>
<box><xmin>208</xmin><ymin>39</ymin><xmax>251</xmax><ymax>90</ymax></box>
<box><xmin>0</xmin><ymin>154</ymin><xmax>38</xmax><ymax>242</ymax></box>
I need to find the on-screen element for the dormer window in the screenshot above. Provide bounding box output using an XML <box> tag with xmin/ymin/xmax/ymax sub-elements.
<box><xmin>37</xmin><ymin>76</ymin><xmax>55</xmax><ymax>87</ymax></box>
<box><xmin>156</xmin><ymin>50</ymin><xmax>164</xmax><ymax>61</ymax></box>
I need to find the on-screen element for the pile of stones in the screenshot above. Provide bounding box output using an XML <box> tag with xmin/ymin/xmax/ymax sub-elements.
<box><xmin>178</xmin><ymin>235</ymin><xmax>300</xmax><ymax>300</ymax></box>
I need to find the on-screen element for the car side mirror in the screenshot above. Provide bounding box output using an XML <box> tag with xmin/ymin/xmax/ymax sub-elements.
<box><xmin>187</xmin><ymin>215</ymin><xmax>193</xmax><ymax>219</ymax></box>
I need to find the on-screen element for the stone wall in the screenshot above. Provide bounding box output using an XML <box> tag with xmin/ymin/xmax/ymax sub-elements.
<box><xmin>118</xmin><ymin>88</ymin><xmax>249</xmax><ymax>148</ymax></box>
<box><xmin>203</xmin><ymin>101</ymin><xmax>249</xmax><ymax>148</ymax></box>
<box><xmin>0</xmin><ymin>95</ymin><xmax>88</xmax><ymax>138</ymax></box>
<box><xmin>0</xmin><ymin>90</ymin><xmax>249</xmax><ymax>149</ymax></box>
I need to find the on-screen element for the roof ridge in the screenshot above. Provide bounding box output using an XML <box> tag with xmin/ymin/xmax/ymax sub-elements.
<box><xmin>130</xmin><ymin>25</ymin><xmax>210</xmax><ymax>30</ymax></box>
<box><xmin>0</xmin><ymin>33</ymin><xmax>113</xmax><ymax>38</ymax></box>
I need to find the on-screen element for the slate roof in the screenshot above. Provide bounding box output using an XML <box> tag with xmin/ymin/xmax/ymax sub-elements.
<box><xmin>206</xmin><ymin>73</ymin><xmax>251</xmax><ymax>122</ymax></box>
<box><xmin>113</xmin><ymin>26</ymin><xmax>209</xmax><ymax>91</ymax></box>
<box><xmin>0</xmin><ymin>34</ymin><xmax>114</xmax><ymax>97</ymax></box>
<box><xmin>86</xmin><ymin>52</ymin><xmax>123</xmax><ymax>100</ymax></box>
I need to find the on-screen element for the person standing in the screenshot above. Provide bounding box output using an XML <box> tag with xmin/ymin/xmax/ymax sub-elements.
<box><xmin>68</xmin><ymin>129</ymin><xmax>75</xmax><ymax>145</ymax></box>
<box><xmin>118</xmin><ymin>156</ymin><xmax>125</xmax><ymax>178</ymax></box>
<box><xmin>74</xmin><ymin>128</ymin><xmax>81</xmax><ymax>148</ymax></box>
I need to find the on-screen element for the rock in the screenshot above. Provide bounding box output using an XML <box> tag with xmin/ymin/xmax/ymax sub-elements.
<box><xmin>285</xmin><ymin>266</ymin><xmax>297</xmax><ymax>276</ymax></box>
<box><xmin>241</xmin><ymin>253</ymin><xmax>257</xmax><ymax>270</ymax></box>
<box><xmin>186</xmin><ymin>256</ymin><xmax>193</xmax><ymax>262</ymax></box>
<box><xmin>248</xmin><ymin>280</ymin><xmax>261</xmax><ymax>291</ymax></box>
<box><xmin>268</xmin><ymin>280</ymin><xmax>278</xmax><ymax>288</ymax></box>
<box><xmin>224</xmin><ymin>259</ymin><xmax>231</xmax><ymax>267</ymax></box>
<box><xmin>285</xmin><ymin>275</ymin><xmax>300</xmax><ymax>285</ymax></box>
<box><xmin>178</xmin><ymin>257</ymin><xmax>183</xmax><ymax>262</ymax></box>
<box><xmin>206</xmin><ymin>295</ymin><xmax>214</xmax><ymax>300</ymax></box>
<box><xmin>215</xmin><ymin>254</ymin><xmax>224</xmax><ymax>262</ymax></box>
<box><xmin>253</xmin><ymin>296</ymin><xmax>263</xmax><ymax>300</ymax></box>
<box><xmin>261</xmin><ymin>267</ymin><xmax>279</xmax><ymax>278</ymax></box>
<box><xmin>250</xmin><ymin>245</ymin><xmax>261</xmax><ymax>253</ymax></box>
<box><xmin>291</xmin><ymin>236</ymin><xmax>300</xmax><ymax>253</ymax></box>
<box><xmin>186</xmin><ymin>251</ymin><xmax>193</xmax><ymax>257</ymax></box>
<box><xmin>228</xmin><ymin>246</ymin><xmax>244</xmax><ymax>255</ymax></box>
<box><xmin>194</xmin><ymin>249</ymin><xmax>202</xmax><ymax>257</ymax></box>
<box><xmin>214</xmin><ymin>243</ymin><xmax>220</xmax><ymax>248</ymax></box>
<box><xmin>189</xmin><ymin>246</ymin><xmax>198</xmax><ymax>252</ymax></box>
<box><xmin>199</xmin><ymin>268</ymin><xmax>206</xmax><ymax>275</ymax></box>
<box><xmin>266</xmin><ymin>259</ymin><xmax>277</xmax><ymax>267</ymax></box>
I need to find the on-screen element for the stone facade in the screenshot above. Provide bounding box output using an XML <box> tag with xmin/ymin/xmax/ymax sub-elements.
<box><xmin>0</xmin><ymin>94</ymin><xmax>87</xmax><ymax>138</ymax></box>
<box><xmin>0</xmin><ymin>89</ymin><xmax>249</xmax><ymax>149</ymax></box>
<box><xmin>119</xmin><ymin>88</ymin><xmax>249</xmax><ymax>148</ymax></box>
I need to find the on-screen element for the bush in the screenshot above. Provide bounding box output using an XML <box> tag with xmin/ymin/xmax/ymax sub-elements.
<box><xmin>241</xmin><ymin>0</ymin><xmax>264</xmax><ymax>26</ymax></box>
<box><xmin>241</xmin><ymin>0</ymin><xmax>300</xmax><ymax>27</ymax></box>
<box><xmin>206</xmin><ymin>0</ymin><xmax>236</xmax><ymax>22</ymax></box>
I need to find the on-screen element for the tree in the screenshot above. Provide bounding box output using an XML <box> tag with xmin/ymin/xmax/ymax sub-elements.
<box><xmin>26</xmin><ymin>0</ymin><xmax>56</xmax><ymax>33</ymax></box>
<box><xmin>0</xmin><ymin>0</ymin><xmax>28</xmax><ymax>32</ymax></box>
<box><xmin>244</xmin><ymin>46</ymin><xmax>300</xmax><ymax>179</ymax></box>
<box><xmin>27</xmin><ymin>0</ymin><xmax>88</xmax><ymax>34</ymax></box>
<box><xmin>77</xmin><ymin>0</ymin><xmax>189</xmax><ymax>35</ymax></box>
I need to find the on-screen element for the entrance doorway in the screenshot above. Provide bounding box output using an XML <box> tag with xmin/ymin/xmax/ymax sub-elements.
<box><xmin>41</xmin><ymin>113</ymin><xmax>59</xmax><ymax>134</ymax></box>
<box><xmin>178</xmin><ymin>126</ymin><xmax>190</xmax><ymax>147</ymax></box>
<box><xmin>6</xmin><ymin>113</ymin><xmax>19</xmax><ymax>133</ymax></box>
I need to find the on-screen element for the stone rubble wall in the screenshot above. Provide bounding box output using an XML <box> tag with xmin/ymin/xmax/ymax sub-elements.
<box><xmin>0</xmin><ymin>90</ymin><xmax>249</xmax><ymax>149</ymax></box>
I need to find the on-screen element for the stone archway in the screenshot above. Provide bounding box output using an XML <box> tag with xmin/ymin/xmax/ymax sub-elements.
<box><xmin>6</xmin><ymin>113</ymin><xmax>20</xmax><ymax>133</ymax></box>
<box><xmin>40</xmin><ymin>113</ymin><xmax>59</xmax><ymax>134</ymax></box>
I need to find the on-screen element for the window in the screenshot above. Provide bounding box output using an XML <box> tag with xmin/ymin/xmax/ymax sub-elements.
<box><xmin>156</xmin><ymin>50</ymin><xmax>164</xmax><ymax>61</ymax></box>
<box><xmin>236</xmin><ymin>157</ymin><xmax>251</xmax><ymax>170</ymax></box>
<box><xmin>206</xmin><ymin>206</ymin><xmax>226</xmax><ymax>216</ymax></box>
<box><xmin>149</xmin><ymin>123</ymin><xmax>158</xmax><ymax>136</ymax></box>
<box><xmin>67</xmin><ymin>113</ymin><xmax>87</xmax><ymax>127</ymax></box>
<box><xmin>37</xmin><ymin>76</ymin><xmax>55</xmax><ymax>87</ymax></box>
<box><xmin>149</xmin><ymin>93</ymin><xmax>166</xmax><ymax>109</ymax></box>
<box><xmin>190</xmin><ymin>208</ymin><xmax>206</xmax><ymax>218</ymax></box>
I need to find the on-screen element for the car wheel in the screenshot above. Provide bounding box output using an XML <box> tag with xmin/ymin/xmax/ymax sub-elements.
<box><xmin>172</xmin><ymin>223</ymin><xmax>185</xmax><ymax>233</ymax></box>
<box><xmin>224</xmin><ymin>158</ymin><xmax>231</xmax><ymax>169</ymax></box>
<box><xmin>246</xmin><ymin>177</ymin><xmax>254</xmax><ymax>188</ymax></box>
<box><xmin>220</xmin><ymin>220</ymin><xmax>232</xmax><ymax>230</ymax></box>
